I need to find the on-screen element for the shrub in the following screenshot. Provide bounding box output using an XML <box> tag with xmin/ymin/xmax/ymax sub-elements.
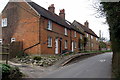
<box><xmin>33</xmin><ymin>56</ymin><xmax>42</xmax><ymax>61</ymax></box>
<box><xmin>0</xmin><ymin>63</ymin><xmax>22</xmax><ymax>80</ymax></box>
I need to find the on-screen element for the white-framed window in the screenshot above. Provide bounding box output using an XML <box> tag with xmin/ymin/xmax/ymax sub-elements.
<box><xmin>11</xmin><ymin>38</ymin><xmax>16</xmax><ymax>43</ymax></box>
<box><xmin>80</xmin><ymin>34</ymin><xmax>82</xmax><ymax>39</ymax></box>
<box><xmin>1</xmin><ymin>18</ymin><xmax>7</xmax><ymax>27</ymax></box>
<box><xmin>74</xmin><ymin>41</ymin><xmax>76</xmax><ymax>48</ymax></box>
<box><xmin>91</xmin><ymin>35</ymin><xmax>93</xmax><ymax>39</ymax></box>
<box><xmin>65</xmin><ymin>40</ymin><xmax>68</xmax><ymax>49</ymax></box>
<box><xmin>0</xmin><ymin>39</ymin><xmax>3</xmax><ymax>44</ymax></box>
<box><xmin>86</xmin><ymin>33</ymin><xmax>88</xmax><ymax>37</ymax></box>
<box><xmin>92</xmin><ymin>43</ymin><xmax>94</xmax><ymax>47</ymax></box>
<box><xmin>65</xmin><ymin>28</ymin><xmax>67</xmax><ymax>36</ymax></box>
<box><xmin>74</xmin><ymin>31</ymin><xmax>76</xmax><ymax>37</ymax></box>
<box><xmin>96</xmin><ymin>38</ymin><xmax>98</xmax><ymax>41</ymax></box>
<box><xmin>47</xmin><ymin>20</ymin><xmax>52</xmax><ymax>30</ymax></box>
<box><xmin>48</xmin><ymin>37</ymin><xmax>52</xmax><ymax>47</ymax></box>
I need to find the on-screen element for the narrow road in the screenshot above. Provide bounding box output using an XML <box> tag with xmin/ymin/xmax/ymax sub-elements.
<box><xmin>43</xmin><ymin>52</ymin><xmax>112</xmax><ymax>78</ymax></box>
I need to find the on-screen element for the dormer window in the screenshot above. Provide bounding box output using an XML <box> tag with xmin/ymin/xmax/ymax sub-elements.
<box><xmin>65</xmin><ymin>28</ymin><xmax>67</xmax><ymax>36</ymax></box>
<box><xmin>47</xmin><ymin>20</ymin><xmax>52</xmax><ymax>30</ymax></box>
<box><xmin>74</xmin><ymin>31</ymin><xmax>76</xmax><ymax>37</ymax></box>
<box><xmin>1</xmin><ymin>18</ymin><xmax>7</xmax><ymax>27</ymax></box>
<box><xmin>11</xmin><ymin>38</ymin><xmax>16</xmax><ymax>43</ymax></box>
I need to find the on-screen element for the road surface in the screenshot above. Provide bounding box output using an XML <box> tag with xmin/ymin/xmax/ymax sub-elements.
<box><xmin>43</xmin><ymin>52</ymin><xmax>112</xmax><ymax>78</ymax></box>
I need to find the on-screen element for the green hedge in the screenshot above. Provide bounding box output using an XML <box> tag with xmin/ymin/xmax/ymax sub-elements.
<box><xmin>0</xmin><ymin>63</ymin><xmax>22</xmax><ymax>80</ymax></box>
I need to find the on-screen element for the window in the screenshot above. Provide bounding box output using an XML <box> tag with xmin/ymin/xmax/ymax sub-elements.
<box><xmin>48</xmin><ymin>37</ymin><xmax>52</xmax><ymax>47</ymax></box>
<box><xmin>74</xmin><ymin>31</ymin><xmax>76</xmax><ymax>37</ymax></box>
<box><xmin>11</xmin><ymin>38</ymin><xmax>16</xmax><ymax>43</ymax></box>
<box><xmin>92</xmin><ymin>43</ymin><xmax>94</xmax><ymax>47</ymax></box>
<box><xmin>74</xmin><ymin>41</ymin><xmax>76</xmax><ymax>48</ymax></box>
<box><xmin>65</xmin><ymin>28</ymin><xmax>67</xmax><ymax>36</ymax></box>
<box><xmin>80</xmin><ymin>34</ymin><xmax>82</xmax><ymax>39</ymax></box>
<box><xmin>1</xmin><ymin>18</ymin><xmax>7</xmax><ymax>27</ymax></box>
<box><xmin>96</xmin><ymin>38</ymin><xmax>98</xmax><ymax>41</ymax></box>
<box><xmin>0</xmin><ymin>39</ymin><xmax>2</xmax><ymax>44</ymax></box>
<box><xmin>91</xmin><ymin>35</ymin><xmax>93</xmax><ymax>39</ymax></box>
<box><xmin>86</xmin><ymin>33</ymin><xmax>88</xmax><ymax>37</ymax></box>
<box><xmin>47</xmin><ymin>20</ymin><xmax>52</xmax><ymax>30</ymax></box>
<box><xmin>65</xmin><ymin>40</ymin><xmax>68</xmax><ymax>49</ymax></box>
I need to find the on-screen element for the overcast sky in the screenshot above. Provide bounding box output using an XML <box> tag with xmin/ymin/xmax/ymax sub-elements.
<box><xmin>0</xmin><ymin>0</ymin><xmax>110</xmax><ymax>40</ymax></box>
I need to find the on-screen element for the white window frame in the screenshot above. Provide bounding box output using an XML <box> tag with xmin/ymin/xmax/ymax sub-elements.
<box><xmin>11</xmin><ymin>38</ymin><xmax>16</xmax><ymax>43</ymax></box>
<box><xmin>86</xmin><ymin>33</ymin><xmax>88</xmax><ymax>37</ymax></box>
<box><xmin>65</xmin><ymin>28</ymin><xmax>67</xmax><ymax>36</ymax></box>
<box><xmin>1</xmin><ymin>18</ymin><xmax>7</xmax><ymax>27</ymax></box>
<box><xmin>91</xmin><ymin>35</ymin><xmax>93</xmax><ymax>39</ymax></box>
<box><xmin>74</xmin><ymin>31</ymin><xmax>76</xmax><ymax>37</ymax></box>
<box><xmin>65</xmin><ymin>40</ymin><xmax>68</xmax><ymax>49</ymax></box>
<box><xmin>80</xmin><ymin>34</ymin><xmax>82</xmax><ymax>39</ymax></box>
<box><xmin>96</xmin><ymin>38</ymin><xmax>98</xmax><ymax>41</ymax></box>
<box><xmin>0</xmin><ymin>39</ymin><xmax>3</xmax><ymax>44</ymax></box>
<box><xmin>47</xmin><ymin>20</ymin><xmax>52</xmax><ymax>30</ymax></box>
<box><xmin>92</xmin><ymin>43</ymin><xmax>94</xmax><ymax>47</ymax></box>
<box><xmin>48</xmin><ymin>37</ymin><xmax>52</xmax><ymax>47</ymax></box>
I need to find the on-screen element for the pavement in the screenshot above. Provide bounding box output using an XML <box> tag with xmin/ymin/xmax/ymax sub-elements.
<box><xmin>42</xmin><ymin>52</ymin><xmax>113</xmax><ymax>78</ymax></box>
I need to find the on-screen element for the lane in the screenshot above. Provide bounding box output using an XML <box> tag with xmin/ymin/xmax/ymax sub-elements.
<box><xmin>43</xmin><ymin>52</ymin><xmax>112</xmax><ymax>78</ymax></box>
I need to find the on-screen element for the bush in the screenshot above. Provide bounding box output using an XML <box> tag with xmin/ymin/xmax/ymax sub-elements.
<box><xmin>0</xmin><ymin>63</ymin><xmax>22</xmax><ymax>80</ymax></box>
<box><xmin>33</xmin><ymin>56</ymin><xmax>42</xmax><ymax>61</ymax></box>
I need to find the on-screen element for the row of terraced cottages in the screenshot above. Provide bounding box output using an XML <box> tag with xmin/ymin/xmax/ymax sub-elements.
<box><xmin>0</xmin><ymin>1</ymin><xmax>99</xmax><ymax>55</ymax></box>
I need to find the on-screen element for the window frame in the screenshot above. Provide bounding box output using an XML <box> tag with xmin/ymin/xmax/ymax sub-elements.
<box><xmin>0</xmin><ymin>39</ymin><xmax>3</xmax><ymax>44</ymax></box>
<box><xmin>86</xmin><ymin>33</ymin><xmax>88</xmax><ymax>37</ymax></box>
<box><xmin>48</xmin><ymin>37</ymin><xmax>52</xmax><ymax>47</ymax></box>
<box><xmin>1</xmin><ymin>18</ymin><xmax>7</xmax><ymax>27</ymax></box>
<box><xmin>65</xmin><ymin>28</ymin><xmax>68</xmax><ymax>36</ymax></box>
<box><xmin>91</xmin><ymin>35</ymin><xmax>93</xmax><ymax>39</ymax></box>
<box><xmin>65</xmin><ymin>40</ymin><xmax>68</xmax><ymax>49</ymax></box>
<box><xmin>11</xmin><ymin>38</ymin><xmax>16</xmax><ymax>43</ymax></box>
<box><xmin>74</xmin><ymin>31</ymin><xmax>76</xmax><ymax>37</ymax></box>
<box><xmin>47</xmin><ymin>20</ymin><xmax>52</xmax><ymax>30</ymax></box>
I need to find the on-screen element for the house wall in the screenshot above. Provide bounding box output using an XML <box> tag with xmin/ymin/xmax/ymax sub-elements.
<box><xmin>71</xmin><ymin>30</ymin><xmax>83</xmax><ymax>52</ymax></box>
<box><xmin>85</xmin><ymin>32</ymin><xmax>99</xmax><ymax>51</ymax></box>
<box><xmin>40</xmin><ymin>17</ymin><xmax>71</xmax><ymax>54</ymax></box>
<box><xmin>2</xmin><ymin>2</ymin><xmax>41</xmax><ymax>54</ymax></box>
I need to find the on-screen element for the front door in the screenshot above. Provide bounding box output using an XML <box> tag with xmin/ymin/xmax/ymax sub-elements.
<box><xmin>55</xmin><ymin>38</ymin><xmax>58</xmax><ymax>54</ymax></box>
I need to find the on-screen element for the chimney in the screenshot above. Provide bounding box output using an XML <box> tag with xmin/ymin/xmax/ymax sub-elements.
<box><xmin>48</xmin><ymin>4</ymin><xmax>55</xmax><ymax>13</ymax></box>
<box><xmin>59</xmin><ymin>9</ymin><xmax>65</xmax><ymax>20</ymax></box>
<box><xmin>84</xmin><ymin>20</ymin><xmax>89</xmax><ymax>28</ymax></box>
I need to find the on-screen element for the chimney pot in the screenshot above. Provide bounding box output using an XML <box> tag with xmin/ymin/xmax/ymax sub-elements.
<box><xmin>48</xmin><ymin>4</ymin><xmax>55</xmax><ymax>13</ymax></box>
<box><xmin>59</xmin><ymin>9</ymin><xmax>65</xmax><ymax>20</ymax></box>
<box><xmin>84</xmin><ymin>20</ymin><xmax>89</xmax><ymax>28</ymax></box>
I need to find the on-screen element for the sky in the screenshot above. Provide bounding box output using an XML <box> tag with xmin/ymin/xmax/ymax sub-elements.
<box><xmin>0</xmin><ymin>0</ymin><xmax>110</xmax><ymax>40</ymax></box>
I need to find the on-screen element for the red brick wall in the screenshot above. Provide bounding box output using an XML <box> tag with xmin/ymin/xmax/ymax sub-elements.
<box><xmin>40</xmin><ymin>17</ymin><xmax>71</xmax><ymax>54</ymax></box>
<box><xmin>2</xmin><ymin>2</ymin><xmax>41</xmax><ymax>54</ymax></box>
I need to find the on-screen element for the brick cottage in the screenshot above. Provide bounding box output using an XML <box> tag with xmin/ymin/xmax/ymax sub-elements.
<box><xmin>0</xmin><ymin>0</ymin><xmax>99</xmax><ymax>55</ymax></box>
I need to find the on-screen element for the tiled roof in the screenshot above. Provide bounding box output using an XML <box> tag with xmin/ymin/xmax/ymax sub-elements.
<box><xmin>73</xmin><ymin>20</ymin><xmax>99</xmax><ymax>38</ymax></box>
<box><xmin>65</xmin><ymin>20</ymin><xmax>84</xmax><ymax>35</ymax></box>
<box><xmin>27</xmin><ymin>1</ymin><xmax>71</xmax><ymax>29</ymax></box>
